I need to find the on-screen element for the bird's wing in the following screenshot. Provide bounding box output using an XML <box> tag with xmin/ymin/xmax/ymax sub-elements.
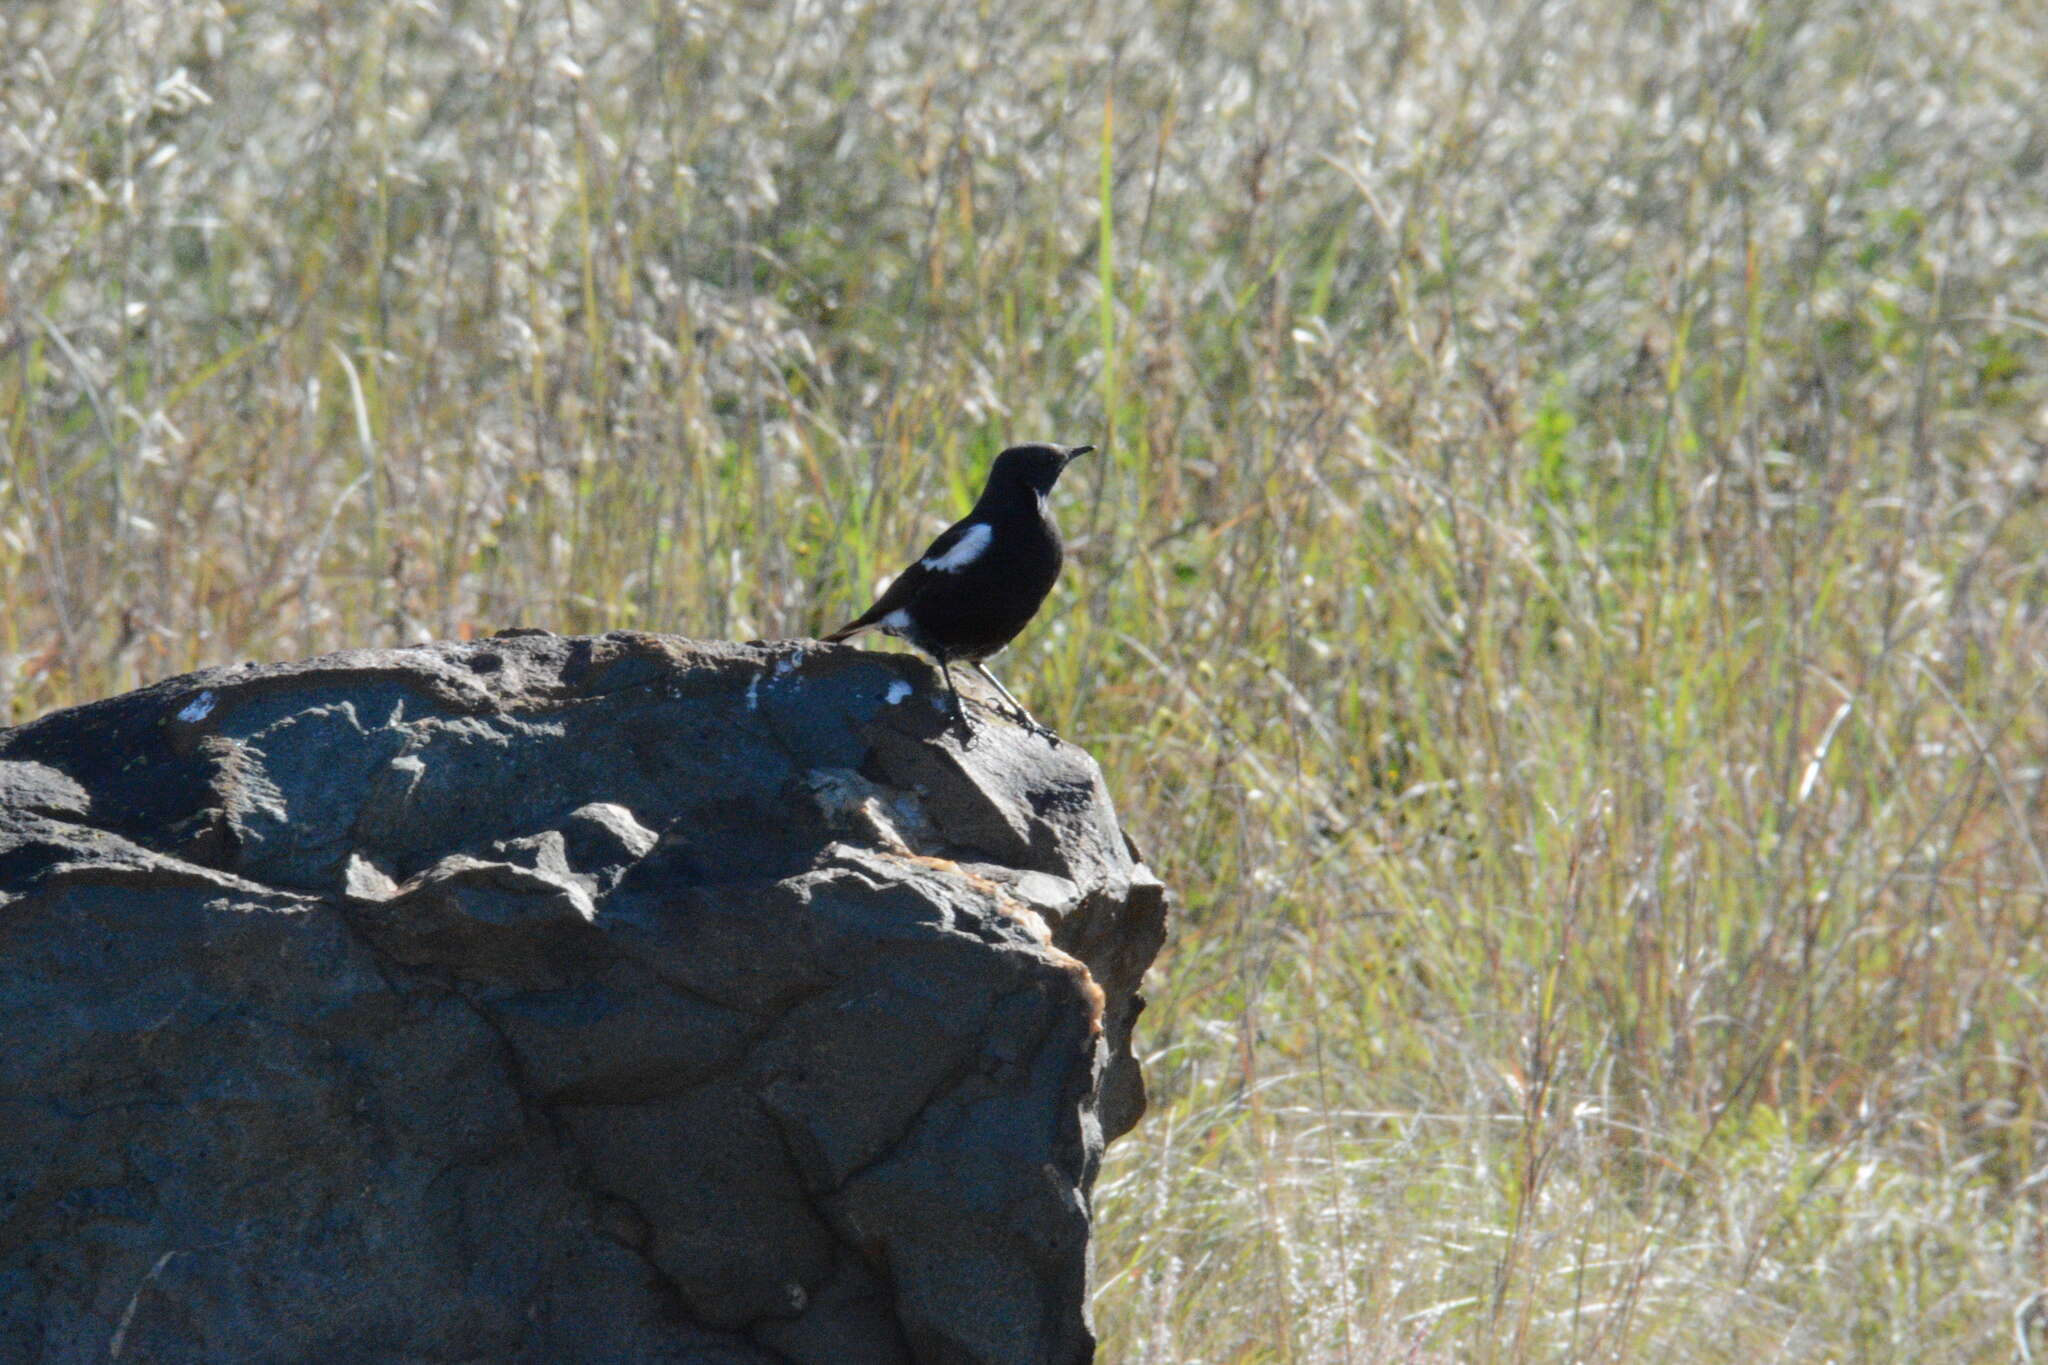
<box><xmin>822</xmin><ymin>519</ymin><xmax>985</xmax><ymax>640</ymax></box>
<box><xmin>915</xmin><ymin>520</ymin><xmax>992</xmax><ymax>572</ymax></box>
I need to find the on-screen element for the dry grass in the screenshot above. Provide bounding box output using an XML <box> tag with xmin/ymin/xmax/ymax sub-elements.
<box><xmin>6</xmin><ymin>0</ymin><xmax>2048</xmax><ymax>1359</ymax></box>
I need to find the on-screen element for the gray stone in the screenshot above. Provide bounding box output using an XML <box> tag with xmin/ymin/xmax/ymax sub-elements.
<box><xmin>0</xmin><ymin>632</ymin><xmax>1168</xmax><ymax>1363</ymax></box>
<box><xmin>0</xmin><ymin>760</ymin><xmax>89</xmax><ymax>818</ymax></box>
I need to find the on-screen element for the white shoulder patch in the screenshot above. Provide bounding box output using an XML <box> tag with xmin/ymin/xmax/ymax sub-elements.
<box><xmin>921</xmin><ymin>522</ymin><xmax>992</xmax><ymax>573</ymax></box>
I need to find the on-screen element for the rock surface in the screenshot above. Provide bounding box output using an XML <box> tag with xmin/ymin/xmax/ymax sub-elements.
<box><xmin>0</xmin><ymin>632</ymin><xmax>1168</xmax><ymax>1364</ymax></box>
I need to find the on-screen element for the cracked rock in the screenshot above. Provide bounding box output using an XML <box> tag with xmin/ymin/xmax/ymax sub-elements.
<box><xmin>0</xmin><ymin>632</ymin><xmax>1168</xmax><ymax>1364</ymax></box>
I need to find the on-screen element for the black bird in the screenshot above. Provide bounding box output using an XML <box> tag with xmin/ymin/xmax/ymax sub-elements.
<box><xmin>824</xmin><ymin>441</ymin><xmax>1093</xmax><ymax>738</ymax></box>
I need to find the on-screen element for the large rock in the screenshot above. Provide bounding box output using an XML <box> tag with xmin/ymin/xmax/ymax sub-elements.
<box><xmin>0</xmin><ymin>632</ymin><xmax>1167</xmax><ymax>1364</ymax></box>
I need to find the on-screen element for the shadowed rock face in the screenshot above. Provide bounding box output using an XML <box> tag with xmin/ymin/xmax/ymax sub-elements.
<box><xmin>0</xmin><ymin>632</ymin><xmax>1168</xmax><ymax>1365</ymax></box>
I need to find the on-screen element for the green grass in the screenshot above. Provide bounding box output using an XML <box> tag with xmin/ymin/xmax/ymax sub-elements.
<box><xmin>6</xmin><ymin>0</ymin><xmax>2047</xmax><ymax>1359</ymax></box>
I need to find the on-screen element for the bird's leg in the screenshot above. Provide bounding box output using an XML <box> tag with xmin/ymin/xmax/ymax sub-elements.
<box><xmin>942</xmin><ymin>661</ymin><xmax>975</xmax><ymax>736</ymax></box>
<box><xmin>973</xmin><ymin>662</ymin><xmax>1058</xmax><ymax>743</ymax></box>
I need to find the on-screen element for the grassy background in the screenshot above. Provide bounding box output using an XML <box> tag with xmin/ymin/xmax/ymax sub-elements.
<box><xmin>6</xmin><ymin>0</ymin><xmax>2048</xmax><ymax>1358</ymax></box>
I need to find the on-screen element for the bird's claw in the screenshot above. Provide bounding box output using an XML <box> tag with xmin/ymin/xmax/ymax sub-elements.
<box><xmin>945</xmin><ymin>689</ymin><xmax>1057</xmax><ymax>746</ymax></box>
<box><xmin>1006</xmin><ymin>707</ymin><xmax>1061</xmax><ymax>745</ymax></box>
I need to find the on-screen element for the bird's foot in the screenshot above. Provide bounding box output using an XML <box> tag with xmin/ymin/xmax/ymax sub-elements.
<box><xmin>1004</xmin><ymin>706</ymin><xmax>1061</xmax><ymax>746</ymax></box>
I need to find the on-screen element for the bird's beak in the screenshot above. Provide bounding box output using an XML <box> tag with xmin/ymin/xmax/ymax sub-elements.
<box><xmin>1064</xmin><ymin>444</ymin><xmax>1096</xmax><ymax>464</ymax></box>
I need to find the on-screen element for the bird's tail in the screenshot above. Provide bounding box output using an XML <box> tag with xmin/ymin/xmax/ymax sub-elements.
<box><xmin>821</xmin><ymin>619</ymin><xmax>871</xmax><ymax>644</ymax></box>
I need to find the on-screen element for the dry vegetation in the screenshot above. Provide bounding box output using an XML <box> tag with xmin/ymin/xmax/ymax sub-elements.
<box><xmin>7</xmin><ymin>0</ymin><xmax>2048</xmax><ymax>1359</ymax></box>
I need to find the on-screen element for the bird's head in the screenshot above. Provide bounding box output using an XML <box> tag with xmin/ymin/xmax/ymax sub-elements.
<box><xmin>986</xmin><ymin>442</ymin><xmax>1094</xmax><ymax>499</ymax></box>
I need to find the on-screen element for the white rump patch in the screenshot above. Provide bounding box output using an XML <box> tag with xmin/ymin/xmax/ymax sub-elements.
<box><xmin>881</xmin><ymin>608</ymin><xmax>914</xmax><ymax>632</ymax></box>
<box><xmin>885</xmin><ymin>680</ymin><xmax>912</xmax><ymax>705</ymax></box>
<box><xmin>176</xmin><ymin>690</ymin><xmax>216</xmax><ymax>723</ymax></box>
<box><xmin>921</xmin><ymin>522</ymin><xmax>992</xmax><ymax>573</ymax></box>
